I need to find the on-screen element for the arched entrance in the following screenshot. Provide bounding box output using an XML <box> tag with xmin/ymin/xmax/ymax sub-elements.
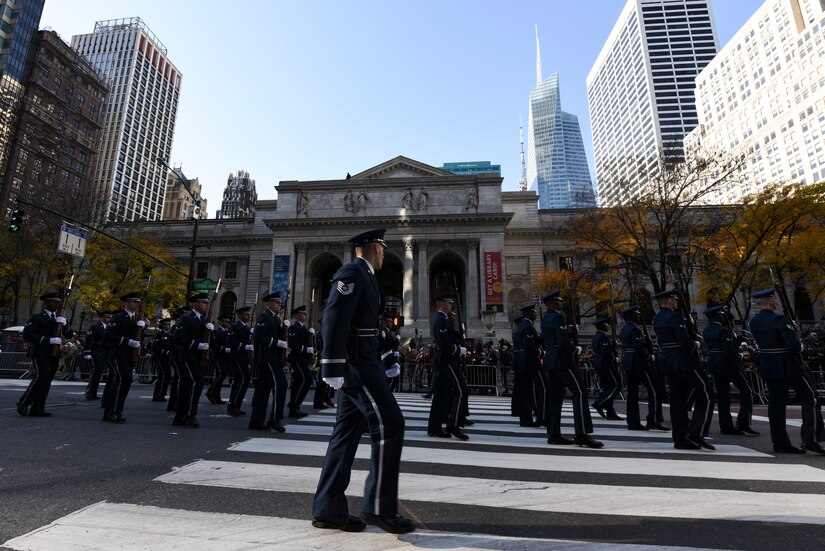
<box><xmin>308</xmin><ymin>253</ymin><xmax>343</xmax><ymax>325</ymax></box>
<box><xmin>377</xmin><ymin>251</ymin><xmax>403</xmax><ymax>320</ymax></box>
<box><xmin>429</xmin><ymin>251</ymin><xmax>466</xmax><ymax>321</ymax></box>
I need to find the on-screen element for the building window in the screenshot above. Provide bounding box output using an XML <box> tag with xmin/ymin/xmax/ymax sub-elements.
<box><xmin>225</xmin><ymin>261</ymin><xmax>238</xmax><ymax>279</ymax></box>
<box><xmin>196</xmin><ymin>262</ymin><xmax>209</xmax><ymax>279</ymax></box>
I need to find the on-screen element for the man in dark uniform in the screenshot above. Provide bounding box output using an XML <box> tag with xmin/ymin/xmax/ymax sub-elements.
<box><xmin>151</xmin><ymin>318</ymin><xmax>173</xmax><ymax>402</ymax></box>
<box><xmin>509</xmin><ymin>316</ymin><xmax>525</xmax><ymax>416</ymax></box>
<box><xmin>702</xmin><ymin>305</ymin><xmax>759</xmax><ymax>437</ymax></box>
<box><xmin>652</xmin><ymin>289</ymin><xmax>714</xmax><ymax>450</ymax></box>
<box><xmin>170</xmin><ymin>293</ymin><xmax>213</xmax><ymax>428</ymax></box>
<box><xmin>426</xmin><ymin>295</ymin><xmax>469</xmax><ymax>440</ymax></box>
<box><xmin>17</xmin><ymin>292</ymin><xmax>73</xmax><ymax>417</ymax></box>
<box><xmin>541</xmin><ymin>291</ymin><xmax>603</xmax><ymax>448</ymax></box>
<box><xmin>380</xmin><ymin>315</ymin><xmax>401</xmax><ymax>392</ymax></box>
<box><xmin>102</xmin><ymin>293</ymin><xmax>143</xmax><ymax>423</ymax></box>
<box><xmin>312</xmin><ymin>229</ymin><xmax>413</xmax><ymax>534</ymax></box>
<box><xmin>82</xmin><ymin>311</ymin><xmax>111</xmax><ymax>401</ymax></box>
<box><xmin>591</xmin><ymin>316</ymin><xmax>623</xmax><ymax>421</ymax></box>
<box><xmin>226</xmin><ymin>306</ymin><xmax>254</xmax><ymax>416</ymax></box>
<box><xmin>206</xmin><ymin>315</ymin><xmax>231</xmax><ymax>404</ymax></box>
<box><xmin>512</xmin><ymin>306</ymin><xmax>544</xmax><ymax>427</ymax></box>
<box><xmin>249</xmin><ymin>292</ymin><xmax>288</xmax><ymax>432</ymax></box>
<box><xmin>748</xmin><ymin>288</ymin><xmax>825</xmax><ymax>454</ymax></box>
<box><xmin>620</xmin><ymin>306</ymin><xmax>668</xmax><ymax>431</ymax></box>
<box><xmin>287</xmin><ymin>305</ymin><xmax>314</xmax><ymax>417</ymax></box>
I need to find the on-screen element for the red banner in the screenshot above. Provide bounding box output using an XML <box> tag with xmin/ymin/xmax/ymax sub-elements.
<box><xmin>484</xmin><ymin>252</ymin><xmax>503</xmax><ymax>309</ymax></box>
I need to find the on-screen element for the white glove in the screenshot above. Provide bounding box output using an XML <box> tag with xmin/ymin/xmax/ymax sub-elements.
<box><xmin>615</xmin><ymin>356</ymin><xmax>621</xmax><ymax>363</ymax></box>
<box><xmin>197</xmin><ymin>342</ymin><xmax>209</xmax><ymax>350</ymax></box>
<box><xmin>277</xmin><ymin>339</ymin><xmax>288</xmax><ymax>349</ymax></box>
<box><xmin>282</xmin><ymin>319</ymin><xmax>291</xmax><ymax>328</ymax></box>
<box><xmin>250</xmin><ymin>327</ymin><xmax>255</xmax><ymax>334</ymax></box>
<box><xmin>393</xmin><ymin>351</ymin><xmax>400</xmax><ymax>358</ymax></box>
<box><xmin>127</xmin><ymin>339</ymin><xmax>141</xmax><ymax>348</ymax></box>
<box><xmin>136</xmin><ymin>320</ymin><xmax>146</xmax><ymax>328</ymax></box>
<box><xmin>739</xmin><ymin>352</ymin><xmax>744</xmax><ymax>359</ymax></box>
<box><xmin>245</xmin><ymin>344</ymin><xmax>254</xmax><ymax>351</ymax></box>
<box><xmin>309</xmin><ymin>328</ymin><xmax>315</xmax><ymax>335</ymax></box>
<box><xmin>205</xmin><ymin>322</ymin><xmax>214</xmax><ymax>331</ymax></box>
<box><xmin>693</xmin><ymin>341</ymin><xmax>701</xmax><ymax>350</ymax></box>
<box><xmin>83</xmin><ymin>354</ymin><xmax>92</xmax><ymax>361</ymax></box>
<box><xmin>49</xmin><ymin>337</ymin><xmax>62</xmax><ymax>345</ymax></box>
<box><xmin>800</xmin><ymin>343</ymin><xmax>805</xmax><ymax>352</ymax></box>
<box><xmin>395</xmin><ymin>335</ymin><xmax>401</xmax><ymax>342</ymax></box>
<box><xmin>460</xmin><ymin>346</ymin><xmax>467</xmax><ymax>356</ymax></box>
<box><xmin>224</xmin><ymin>347</ymin><xmax>231</xmax><ymax>354</ymax></box>
<box><xmin>55</xmin><ymin>316</ymin><xmax>67</xmax><ymax>325</ymax></box>
<box><xmin>574</xmin><ymin>346</ymin><xmax>582</xmax><ymax>355</ymax></box>
<box><xmin>650</xmin><ymin>354</ymin><xmax>656</xmax><ymax>362</ymax></box>
<box><xmin>323</xmin><ymin>376</ymin><xmax>344</xmax><ymax>389</ymax></box>
<box><xmin>306</xmin><ymin>346</ymin><xmax>314</xmax><ymax>354</ymax></box>
<box><xmin>386</xmin><ymin>363</ymin><xmax>401</xmax><ymax>377</ymax></box>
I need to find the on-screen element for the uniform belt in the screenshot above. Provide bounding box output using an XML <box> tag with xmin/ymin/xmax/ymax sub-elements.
<box><xmin>759</xmin><ymin>348</ymin><xmax>790</xmax><ymax>354</ymax></box>
<box><xmin>708</xmin><ymin>349</ymin><xmax>725</xmax><ymax>353</ymax></box>
<box><xmin>352</xmin><ymin>328</ymin><xmax>379</xmax><ymax>337</ymax></box>
<box><xmin>513</xmin><ymin>349</ymin><xmax>525</xmax><ymax>353</ymax></box>
<box><xmin>660</xmin><ymin>344</ymin><xmax>682</xmax><ymax>349</ymax></box>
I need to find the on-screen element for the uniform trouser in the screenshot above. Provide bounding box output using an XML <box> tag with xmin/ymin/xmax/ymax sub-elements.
<box><xmin>427</xmin><ymin>363</ymin><xmax>468</xmax><ymax>431</ymax></box>
<box><xmin>388</xmin><ymin>365</ymin><xmax>400</xmax><ymax>393</ymax></box>
<box><xmin>207</xmin><ymin>355</ymin><xmax>229</xmax><ymax>400</ymax></box>
<box><xmin>103</xmin><ymin>352</ymin><xmax>133</xmax><ymax>416</ymax></box>
<box><xmin>249</xmin><ymin>358</ymin><xmax>286</xmax><ymax>426</ymax></box>
<box><xmin>764</xmin><ymin>374</ymin><xmax>818</xmax><ymax>447</ymax></box>
<box><xmin>167</xmin><ymin>361</ymin><xmax>180</xmax><ymax>410</ymax></box>
<box><xmin>511</xmin><ymin>368</ymin><xmax>533</xmax><ymax>422</ymax></box>
<box><xmin>594</xmin><ymin>363</ymin><xmax>621</xmax><ymax>413</ymax></box>
<box><xmin>545</xmin><ymin>367</ymin><xmax>593</xmax><ymax>437</ymax></box>
<box><xmin>152</xmin><ymin>356</ymin><xmax>172</xmax><ymax>400</ymax></box>
<box><xmin>688</xmin><ymin>370</ymin><xmax>717</xmax><ymax>438</ymax></box>
<box><xmin>712</xmin><ymin>367</ymin><xmax>754</xmax><ymax>431</ymax></box>
<box><xmin>626</xmin><ymin>365</ymin><xmax>659</xmax><ymax>427</ymax></box>
<box><xmin>85</xmin><ymin>353</ymin><xmax>105</xmax><ymax>398</ymax></box>
<box><xmin>314</xmin><ymin>370</ymin><xmax>332</xmax><ymax>407</ymax></box>
<box><xmin>313</xmin><ymin>363</ymin><xmax>405</xmax><ymax>519</ymax></box>
<box><xmin>667</xmin><ymin>368</ymin><xmax>713</xmax><ymax>444</ymax></box>
<box><xmin>175</xmin><ymin>356</ymin><xmax>204</xmax><ymax>421</ymax></box>
<box><xmin>228</xmin><ymin>355</ymin><xmax>251</xmax><ymax>410</ymax></box>
<box><xmin>288</xmin><ymin>360</ymin><xmax>312</xmax><ymax>410</ymax></box>
<box><xmin>18</xmin><ymin>353</ymin><xmax>58</xmax><ymax>413</ymax></box>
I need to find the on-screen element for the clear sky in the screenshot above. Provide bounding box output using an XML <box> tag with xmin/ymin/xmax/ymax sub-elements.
<box><xmin>41</xmin><ymin>0</ymin><xmax>765</xmax><ymax>212</ymax></box>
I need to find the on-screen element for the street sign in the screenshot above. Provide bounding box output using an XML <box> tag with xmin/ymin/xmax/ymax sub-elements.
<box><xmin>58</xmin><ymin>225</ymin><xmax>87</xmax><ymax>258</ymax></box>
<box><xmin>193</xmin><ymin>278</ymin><xmax>219</xmax><ymax>292</ymax></box>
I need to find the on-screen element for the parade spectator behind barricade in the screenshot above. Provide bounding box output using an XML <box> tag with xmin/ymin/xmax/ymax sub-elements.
<box><xmin>498</xmin><ymin>340</ymin><xmax>512</xmax><ymax>394</ymax></box>
<box><xmin>803</xmin><ymin>332</ymin><xmax>824</xmax><ymax>370</ymax></box>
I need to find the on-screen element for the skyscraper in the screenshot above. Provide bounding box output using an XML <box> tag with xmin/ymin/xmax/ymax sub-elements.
<box><xmin>527</xmin><ymin>28</ymin><xmax>595</xmax><ymax>209</ymax></box>
<box><xmin>441</xmin><ymin>161</ymin><xmax>501</xmax><ymax>176</ymax></box>
<box><xmin>216</xmin><ymin>170</ymin><xmax>257</xmax><ymax>219</ymax></box>
<box><xmin>162</xmin><ymin>168</ymin><xmax>207</xmax><ymax>220</ymax></box>
<box><xmin>71</xmin><ymin>18</ymin><xmax>182</xmax><ymax>222</ymax></box>
<box><xmin>587</xmin><ymin>0</ymin><xmax>719</xmax><ymax>206</ymax></box>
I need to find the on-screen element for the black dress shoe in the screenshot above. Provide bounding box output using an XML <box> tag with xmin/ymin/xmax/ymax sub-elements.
<box><xmin>448</xmin><ymin>427</ymin><xmax>469</xmax><ymax>441</ymax></box>
<box><xmin>519</xmin><ymin>420</ymin><xmax>542</xmax><ymax>427</ymax></box>
<box><xmin>16</xmin><ymin>403</ymin><xmax>28</xmax><ymax>417</ymax></box>
<box><xmin>627</xmin><ymin>424</ymin><xmax>649</xmax><ymax>431</ymax></box>
<box><xmin>166</xmin><ymin>406</ymin><xmax>177</xmax><ymax>412</ymax></box>
<box><xmin>774</xmin><ymin>444</ymin><xmax>805</xmax><ymax>454</ymax></box>
<box><xmin>548</xmin><ymin>435</ymin><xmax>574</xmax><ymax>445</ymax></box>
<box><xmin>801</xmin><ymin>442</ymin><xmax>825</xmax><ymax>455</ymax></box>
<box><xmin>647</xmin><ymin>422</ymin><xmax>670</xmax><ymax>431</ymax></box>
<box><xmin>312</xmin><ymin>515</ymin><xmax>366</xmax><ymax>532</ymax></box>
<box><xmin>720</xmin><ymin>428</ymin><xmax>746</xmax><ymax>435</ymax></box>
<box><xmin>592</xmin><ymin>403</ymin><xmax>606</xmax><ymax>419</ymax></box>
<box><xmin>461</xmin><ymin>419</ymin><xmax>475</xmax><ymax>426</ymax></box>
<box><xmin>574</xmin><ymin>435</ymin><xmax>604</xmax><ymax>449</ymax></box>
<box><xmin>739</xmin><ymin>427</ymin><xmax>760</xmax><ymax>436</ymax></box>
<box><xmin>694</xmin><ymin>438</ymin><xmax>716</xmax><ymax>451</ymax></box>
<box><xmin>606</xmin><ymin>412</ymin><xmax>624</xmax><ymax>421</ymax></box>
<box><xmin>227</xmin><ymin>407</ymin><xmax>245</xmax><ymax>416</ymax></box>
<box><xmin>172</xmin><ymin>418</ymin><xmax>189</xmax><ymax>427</ymax></box>
<box><xmin>28</xmin><ymin>411</ymin><xmax>52</xmax><ymax>417</ymax></box>
<box><xmin>108</xmin><ymin>415</ymin><xmax>126</xmax><ymax>424</ymax></box>
<box><xmin>266</xmin><ymin>420</ymin><xmax>286</xmax><ymax>433</ymax></box>
<box><xmin>324</xmin><ymin>400</ymin><xmax>336</xmax><ymax>408</ymax></box>
<box><xmin>421</xmin><ymin>394</ymin><xmax>432</xmax><ymax>400</ymax></box>
<box><xmin>674</xmin><ymin>439</ymin><xmax>701</xmax><ymax>450</ymax></box>
<box><xmin>314</xmin><ymin>404</ymin><xmax>328</xmax><ymax>410</ymax></box>
<box><xmin>360</xmin><ymin>512</ymin><xmax>415</xmax><ymax>534</ymax></box>
<box><xmin>288</xmin><ymin>409</ymin><xmax>306</xmax><ymax>418</ymax></box>
<box><xmin>427</xmin><ymin>430</ymin><xmax>451</xmax><ymax>438</ymax></box>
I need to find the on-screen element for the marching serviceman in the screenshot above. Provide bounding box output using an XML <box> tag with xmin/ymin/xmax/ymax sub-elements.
<box><xmin>591</xmin><ymin>316</ymin><xmax>623</xmax><ymax>421</ymax></box>
<box><xmin>248</xmin><ymin>292</ymin><xmax>288</xmax><ymax>432</ymax></box>
<box><xmin>620</xmin><ymin>306</ymin><xmax>668</xmax><ymax>431</ymax></box>
<box><xmin>380</xmin><ymin>315</ymin><xmax>402</xmax><ymax>392</ymax></box>
<box><xmin>652</xmin><ymin>289</ymin><xmax>714</xmax><ymax>450</ymax></box>
<box><xmin>82</xmin><ymin>311</ymin><xmax>111</xmax><ymax>401</ymax></box>
<box><xmin>102</xmin><ymin>292</ymin><xmax>143</xmax><ymax>424</ymax></box>
<box><xmin>226</xmin><ymin>306</ymin><xmax>254</xmax><ymax>416</ymax></box>
<box><xmin>748</xmin><ymin>288</ymin><xmax>825</xmax><ymax>454</ymax></box>
<box><xmin>170</xmin><ymin>293</ymin><xmax>213</xmax><ymax>428</ymax></box>
<box><xmin>312</xmin><ymin>228</ymin><xmax>413</xmax><ymax>534</ymax></box>
<box><xmin>205</xmin><ymin>315</ymin><xmax>232</xmax><ymax>405</ymax></box>
<box><xmin>151</xmin><ymin>318</ymin><xmax>173</xmax><ymax>402</ymax></box>
<box><xmin>16</xmin><ymin>291</ymin><xmax>74</xmax><ymax>417</ymax></box>
<box><xmin>512</xmin><ymin>305</ymin><xmax>545</xmax><ymax>427</ymax></box>
<box><xmin>287</xmin><ymin>305</ymin><xmax>314</xmax><ymax>417</ymax></box>
<box><xmin>541</xmin><ymin>291</ymin><xmax>603</xmax><ymax>448</ymax></box>
<box><xmin>702</xmin><ymin>306</ymin><xmax>759</xmax><ymax>437</ymax></box>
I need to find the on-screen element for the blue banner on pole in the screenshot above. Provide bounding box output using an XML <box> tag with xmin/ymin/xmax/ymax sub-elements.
<box><xmin>272</xmin><ymin>255</ymin><xmax>290</xmax><ymax>296</ymax></box>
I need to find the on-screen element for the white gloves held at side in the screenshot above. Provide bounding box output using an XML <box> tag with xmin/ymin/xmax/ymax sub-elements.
<box><xmin>197</xmin><ymin>342</ymin><xmax>209</xmax><ymax>350</ymax></box>
<box><xmin>277</xmin><ymin>340</ymin><xmax>288</xmax><ymax>349</ymax></box>
<box><xmin>128</xmin><ymin>339</ymin><xmax>141</xmax><ymax>348</ymax></box>
<box><xmin>205</xmin><ymin>322</ymin><xmax>214</xmax><ymax>331</ymax></box>
<box><xmin>459</xmin><ymin>346</ymin><xmax>467</xmax><ymax>357</ymax></box>
<box><xmin>282</xmin><ymin>320</ymin><xmax>291</xmax><ymax>328</ymax></box>
<box><xmin>309</xmin><ymin>328</ymin><xmax>315</xmax><ymax>335</ymax></box>
<box><xmin>245</xmin><ymin>344</ymin><xmax>254</xmax><ymax>351</ymax></box>
<box><xmin>49</xmin><ymin>337</ymin><xmax>62</xmax><ymax>345</ymax></box>
<box><xmin>306</xmin><ymin>347</ymin><xmax>314</xmax><ymax>354</ymax></box>
<box><xmin>574</xmin><ymin>346</ymin><xmax>582</xmax><ymax>355</ymax></box>
<box><xmin>136</xmin><ymin>320</ymin><xmax>146</xmax><ymax>328</ymax></box>
<box><xmin>224</xmin><ymin>347</ymin><xmax>231</xmax><ymax>354</ymax></box>
<box><xmin>693</xmin><ymin>341</ymin><xmax>701</xmax><ymax>350</ymax></box>
<box><xmin>323</xmin><ymin>376</ymin><xmax>344</xmax><ymax>390</ymax></box>
<box><xmin>386</xmin><ymin>363</ymin><xmax>401</xmax><ymax>378</ymax></box>
<box><xmin>83</xmin><ymin>354</ymin><xmax>92</xmax><ymax>361</ymax></box>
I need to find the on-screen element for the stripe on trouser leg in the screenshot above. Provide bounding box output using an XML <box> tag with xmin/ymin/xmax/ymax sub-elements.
<box><xmin>536</xmin><ymin>372</ymin><xmax>547</xmax><ymax>419</ymax></box>
<box><xmin>362</xmin><ymin>386</ymin><xmax>385</xmax><ymax>515</ymax></box>
<box><xmin>692</xmin><ymin>370</ymin><xmax>711</xmax><ymax>434</ymax></box>
<box><xmin>568</xmin><ymin>369</ymin><xmax>586</xmax><ymax>435</ymax></box>
<box><xmin>180</xmin><ymin>361</ymin><xmax>195</xmax><ymax>417</ymax></box>
<box><xmin>447</xmin><ymin>365</ymin><xmax>463</xmax><ymax>426</ymax></box>
<box><xmin>642</xmin><ymin>369</ymin><xmax>657</xmax><ymax>416</ymax></box>
<box><xmin>19</xmin><ymin>357</ymin><xmax>39</xmax><ymax>405</ymax></box>
<box><xmin>736</xmin><ymin>367</ymin><xmax>755</xmax><ymax>425</ymax></box>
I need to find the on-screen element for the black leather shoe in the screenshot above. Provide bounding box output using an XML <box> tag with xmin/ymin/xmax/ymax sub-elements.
<box><xmin>312</xmin><ymin>515</ymin><xmax>366</xmax><ymax>532</ymax></box>
<box><xmin>519</xmin><ymin>420</ymin><xmax>542</xmax><ymax>427</ymax></box>
<box><xmin>421</xmin><ymin>394</ymin><xmax>432</xmax><ymax>400</ymax></box>
<box><xmin>288</xmin><ymin>409</ymin><xmax>306</xmax><ymax>418</ymax></box>
<box><xmin>774</xmin><ymin>444</ymin><xmax>805</xmax><ymax>454</ymax></box>
<box><xmin>647</xmin><ymin>422</ymin><xmax>670</xmax><ymax>431</ymax></box>
<box><xmin>606</xmin><ymin>412</ymin><xmax>624</xmax><ymax>421</ymax></box>
<box><xmin>16</xmin><ymin>403</ymin><xmax>28</xmax><ymax>417</ymax></box>
<box><xmin>674</xmin><ymin>439</ymin><xmax>700</xmax><ymax>450</ymax></box>
<box><xmin>427</xmin><ymin>430</ymin><xmax>451</xmax><ymax>438</ymax></box>
<box><xmin>166</xmin><ymin>405</ymin><xmax>177</xmax><ymax>412</ymax></box>
<box><xmin>448</xmin><ymin>427</ymin><xmax>469</xmax><ymax>441</ymax></box>
<box><xmin>574</xmin><ymin>435</ymin><xmax>604</xmax><ymax>449</ymax></box>
<box><xmin>227</xmin><ymin>407</ymin><xmax>246</xmax><ymax>416</ymax></box>
<box><xmin>694</xmin><ymin>438</ymin><xmax>716</xmax><ymax>451</ymax></box>
<box><xmin>739</xmin><ymin>427</ymin><xmax>760</xmax><ymax>436</ymax></box>
<box><xmin>28</xmin><ymin>411</ymin><xmax>52</xmax><ymax>417</ymax></box>
<box><xmin>314</xmin><ymin>404</ymin><xmax>328</xmax><ymax>410</ymax></box>
<box><xmin>461</xmin><ymin>419</ymin><xmax>474</xmax><ymax>426</ymax></box>
<box><xmin>266</xmin><ymin>420</ymin><xmax>286</xmax><ymax>433</ymax></box>
<box><xmin>548</xmin><ymin>435</ymin><xmax>574</xmax><ymax>445</ymax></box>
<box><xmin>627</xmin><ymin>424</ymin><xmax>649</xmax><ymax>431</ymax></box>
<box><xmin>801</xmin><ymin>442</ymin><xmax>825</xmax><ymax>455</ymax></box>
<box><xmin>108</xmin><ymin>415</ymin><xmax>126</xmax><ymax>424</ymax></box>
<box><xmin>172</xmin><ymin>418</ymin><xmax>189</xmax><ymax>427</ymax></box>
<box><xmin>720</xmin><ymin>428</ymin><xmax>746</xmax><ymax>435</ymax></box>
<box><xmin>360</xmin><ymin>512</ymin><xmax>415</xmax><ymax>534</ymax></box>
<box><xmin>592</xmin><ymin>403</ymin><xmax>606</xmax><ymax>419</ymax></box>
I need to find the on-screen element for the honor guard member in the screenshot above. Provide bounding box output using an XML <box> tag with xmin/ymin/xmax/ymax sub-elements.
<box><xmin>205</xmin><ymin>315</ymin><xmax>232</xmax><ymax>404</ymax></box>
<box><xmin>591</xmin><ymin>317</ymin><xmax>623</xmax><ymax>420</ymax></box>
<box><xmin>509</xmin><ymin>315</ymin><xmax>525</xmax><ymax>416</ymax></box>
<box><xmin>749</xmin><ymin>289</ymin><xmax>825</xmax><ymax>454</ymax></box>
<box><xmin>620</xmin><ymin>306</ymin><xmax>668</xmax><ymax>431</ymax></box>
<box><xmin>652</xmin><ymin>289</ymin><xmax>714</xmax><ymax>450</ymax></box>
<box><xmin>512</xmin><ymin>305</ymin><xmax>545</xmax><ymax>427</ymax></box>
<box><xmin>312</xmin><ymin>228</ymin><xmax>413</xmax><ymax>534</ymax></box>
<box><xmin>541</xmin><ymin>292</ymin><xmax>603</xmax><ymax>448</ymax></box>
<box><xmin>702</xmin><ymin>306</ymin><xmax>760</xmax><ymax>437</ymax></box>
<box><xmin>226</xmin><ymin>306</ymin><xmax>254</xmax><ymax>416</ymax></box>
<box><xmin>380</xmin><ymin>315</ymin><xmax>402</xmax><ymax>392</ymax></box>
<box><xmin>151</xmin><ymin>318</ymin><xmax>173</xmax><ymax>402</ymax></box>
<box><xmin>287</xmin><ymin>305</ymin><xmax>314</xmax><ymax>417</ymax></box>
<box><xmin>16</xmin><ymin>292</ymin><xmax>74</xmax><ymax>417</ymax></box>
<box><xmin>102</xmin><ymin>293</ymin><xmax>144</xmax><ymax>423</ymax></box>
<box><xmin>82</xmin><ymin>311</ymin><xmax>111</xmax><ymax>400</ymax></box>
<box><xmin>426</xmin><ymin>295</ymin><xmax>470</xmax><ymax>440</ymax></box>
<box><xmin>170</xmin><ymin>293</ymin><xmax>213</xmax><ymax>428</ymax></box>
<box><xmin>249</xmin><ymin>292</ymin><xmax>289</xmax><ymax>432</ymax></box>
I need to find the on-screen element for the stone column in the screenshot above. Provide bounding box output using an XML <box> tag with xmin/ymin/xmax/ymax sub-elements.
<box><xmin>342</xmin><ymin>245</ymin><xmax>352</xmax><ymax>265</ymax></box>
<box><xmin>294</xmin><ymin>243</ymin><xmax>307</xmax><ymax>306</ymax></box>
<box><xmin>466</xmin><ymin>239</ymin><xmax>479</xmax><ymax>323</ymax></box>
<box><xmin>403</xmin><ymin>239</ymin><xmax>415</xmax><ymax>323</ymax></box>
<box><xmin>416</xmin><ymin>240</ymin><xmax>428</xmax><ymax>322</ymax></box>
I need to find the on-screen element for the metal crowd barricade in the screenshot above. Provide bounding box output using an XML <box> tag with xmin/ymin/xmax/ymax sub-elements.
<box><xmin>463</xmin><ymin>363</ymin><xmax>500</xmax><ymax>396</ymax></box>
<box><xmin>810</xmin><ymin>369</ymin><xmax>825</xmax><ymax>398</ymax></box>
<box><xmin>0</xmin><ymin>351</ymin><xmax>32</xmax><ymax>379</ymax></box>
<box><xmin>744</xmin><ymin>368</ymin><xmax>768</xmax><ymax>405</ymax></box>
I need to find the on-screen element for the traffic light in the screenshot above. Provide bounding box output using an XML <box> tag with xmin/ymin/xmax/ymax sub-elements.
<box><xmin>8</xmin><ymin>208</ymin><xmax>24</xmax><ymax>232</ymax></box>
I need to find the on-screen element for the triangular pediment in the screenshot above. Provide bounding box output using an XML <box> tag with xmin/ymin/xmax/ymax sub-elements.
<box><xmin>350</xmin><ymin>156</ymin><xmax>455</xmax><ymax>179</ymax></box>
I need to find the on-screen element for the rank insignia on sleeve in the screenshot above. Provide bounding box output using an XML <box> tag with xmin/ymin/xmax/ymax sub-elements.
<box><xmin>337</xmin><ymin>281</ymin><xmax>355</xmax><ymax>295</ymax></box>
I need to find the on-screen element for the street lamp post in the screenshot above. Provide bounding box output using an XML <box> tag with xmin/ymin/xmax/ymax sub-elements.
<box><xmin>157</xmin><ymin>158</ymin><xmax>200</xmax><ymax>302</ymax></box>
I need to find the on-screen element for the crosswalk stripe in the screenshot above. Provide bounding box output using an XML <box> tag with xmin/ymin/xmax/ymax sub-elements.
<box><xmin>305</xmin><ymin>408</ymin><xmax>627</xmax><ymax>426</ymax></box>
<box><xmin>156</xmin><ymin>460</ymin><xmax>825</xmax><ymax>525</ymax></box>
<box><xmin>0</xmin><ymin>502</ymin><xmax>729</xmax><ymax>551</ymax></box>
<box><xmin>230</xmin><ymin>438</ymin><xmax>823</xmax><ymax>482</ymax></box>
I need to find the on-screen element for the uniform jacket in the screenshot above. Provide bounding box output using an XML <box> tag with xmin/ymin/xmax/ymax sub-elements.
<box><xmin>255</xmin><ymin>308</ymin><xmax>287</xmax><ymax>366</ymax></box>
<box><xmin>379</xmin><ymin>327</ymin><xmax>397</xmax><ymax>370</ymax></box>
<box><xmin>83</xmin><ymin>322</ymin><xmax>107</xmax><ymax>358</ymax></box>
<box><xmin>652</xmin><ymin>307</ymin><xmax>700</xmax><ymax>374</ymax></box>
<box><xmin>541</xmin><ymin>309</ymin><xmax>575</xmax><ymax>370</ymax></box>
<box><xmin>513</xmin><ymin>318</ymin><xmax>542</xmax><ymax>371</ymax></box>
<box><xmin>702</xmin><ymin>322</ymin><xmax>741</xmax><ymax>374</ymax></box>
<box><xmin>432</xmin><ymin>311</ymin><xmax>461</xmax><ymax>371</ymax></box>
<box><xmin>104</xmin><ymin>309</ymin><xmax>139</xmax><ymax>362</ymax></box>
<box><xmin>748</xmin><ymin>308</ymin><xmax>805</xmax><ymax>379</ymax></box>
<box><xmin>210</xmin><ymin>326</ymin><xmax>230</xmax><ymax>357</ymax></box>
<box><xmin>151</xmin><ymin>329</ymin><xmax>171</xmax><ymax>363</ymax></box>
<box><xmin>23</xmin><ymin>310</ymin><xmax>73</xmax><ymax>359</ymax></box>
<box><xmin>591</xmin><ymin>330</ymin><xmax>617</xmax><ymax>371</ymax></box>
<box><xmin>288</xmin><ymin>321</ymin><xmax>311</xmax><ymax>367</ymax></box>
<box><xmin>227</xmin><ymin>320</ymin><xmax>253</xmax><ymax>360</ymax></box>
<box><xmin>619</xmin><ymin>322</ymin><xmax>650</xmax><ymax>372</ymax></box>
<box><xmin>170</xmin><ymin>311</ymin><xmax>206</xmax><ymax>363</ymax></box>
